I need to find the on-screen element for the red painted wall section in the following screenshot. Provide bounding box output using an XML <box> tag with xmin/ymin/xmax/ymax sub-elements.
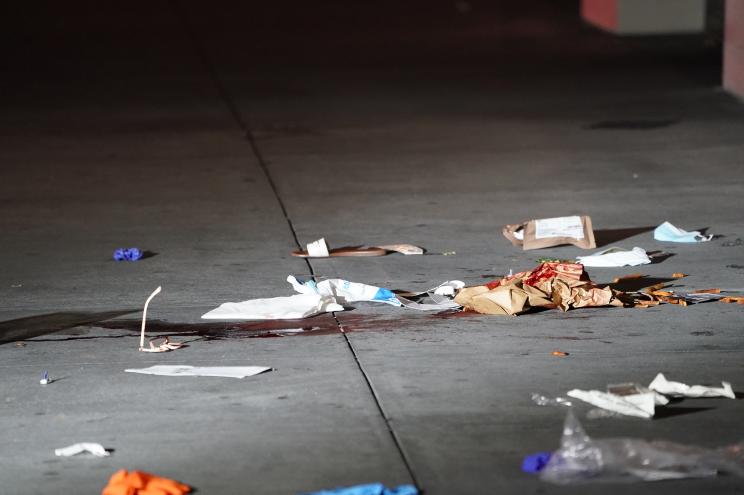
<box><xmin>724</xmin><ymin>0</ymin><xmax>744</xmax><ymax>98</ymax></box>
<box><xmin>581</xmin><ymin>0</ymin><xmax>619</xmax><ymax>31</ymax></box>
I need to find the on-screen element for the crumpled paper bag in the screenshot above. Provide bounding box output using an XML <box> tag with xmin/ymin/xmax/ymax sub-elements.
<box><xmin>454</xmin><ymin>262</ymin><xmax>620</xmax><ymax>315</ymax></box>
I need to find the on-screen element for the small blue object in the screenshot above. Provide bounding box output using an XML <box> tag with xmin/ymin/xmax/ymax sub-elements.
<box><xmin>113</xmin><ymin>248</ymin><xmax>143</xmax><ymax>261</ymax></box>
<box><xmin>301</xmin><ymin>483</ymin><xmax>418</xmax><ymax>495</ymax></box>
<box><xmin>522</xmin><ymin>452</ymin><xmax>552</xmax><ymax>473</ymax></box>
<box><xmin>43</xmin><ymin>370</ymin><xmax>48</xmax><ymax>381</ymax></box>
<box><xmin>373</xmin><ymin>287</ymin><xmax>402</xmax><ymax>306</ymax></box>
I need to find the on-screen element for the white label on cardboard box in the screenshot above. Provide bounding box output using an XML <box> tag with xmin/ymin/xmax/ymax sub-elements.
<box><xmin>534</xmin><ymin>216</ymin><xmax>584</xmax><ymax>239</ymax></box>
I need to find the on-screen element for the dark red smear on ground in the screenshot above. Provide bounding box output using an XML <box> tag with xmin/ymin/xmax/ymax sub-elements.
<box><xmin>93</xmin><ymin>310</ymin><xmax>485</xmax><ymax>340</ymax></box>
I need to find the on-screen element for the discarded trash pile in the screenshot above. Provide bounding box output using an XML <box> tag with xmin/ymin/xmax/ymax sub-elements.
<box><xmin>21</xmin><ymin>216</ymin><xmax>742</xmax><ymax>494</ymax></box>
<box><xmin>455</xmin><ymin>262</ymin><xmax>622</xmax><ymax>315</ymax></box>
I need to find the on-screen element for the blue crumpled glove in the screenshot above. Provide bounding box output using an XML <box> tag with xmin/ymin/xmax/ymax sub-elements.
<box><xmin>522</xmin><ymin>452</ymin><xmax>552</xmax><ymax>473</ymax></box>
<box><xmin>301</xmin><ymin>483</ymin><xmax>418</xmax><ymax>495</ymax></box>
<box><xmin>113</xmin><ymin>247</ymin><xmax>143</xmax><ymax>261</ymax></box>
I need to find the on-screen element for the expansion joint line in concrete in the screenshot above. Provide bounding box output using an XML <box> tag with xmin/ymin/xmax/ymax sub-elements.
<box><xmin>170</xmin><ymin>2</ymin><xmax>422</xmax><ymax>490</ymax></box>
<box><xmin>166</xmin><ymin>0</ymin><xmax>310</xmax><ymax>272</ymax></box>
<box><xmin>332</xmin><ymin>313</ymin><xmax>423</xmax><ymax>491</ymax></box>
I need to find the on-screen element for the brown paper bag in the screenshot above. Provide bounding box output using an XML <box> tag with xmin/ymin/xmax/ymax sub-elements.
<box><xmin>503</xmin><ymin>215</ymin><xmax>596</xmax><ymax>250</ymax></box>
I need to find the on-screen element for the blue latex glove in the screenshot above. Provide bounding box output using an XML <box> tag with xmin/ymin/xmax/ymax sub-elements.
<box><xmin>113</xmin><ymin>247</ymin><xmax>143</xmax><ymax>261</ymax></box>
<box><xmin>301</xmin><ymin>483</ymin><xmax>418</xmax><ymax>495</ymax></box>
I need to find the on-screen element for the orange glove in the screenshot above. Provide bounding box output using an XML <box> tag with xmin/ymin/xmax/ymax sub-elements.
<box><xmin>102</xmin><ymin>469</ymin><xmax>191</xmax><ymax>495</ymax></box>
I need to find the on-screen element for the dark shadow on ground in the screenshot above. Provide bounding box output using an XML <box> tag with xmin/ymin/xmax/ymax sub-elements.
<box><xmin>648</xmin><ymin>251</ymin><xmax>675</xmax><ymax>264</ymax></box>
<box><xmin>593</xmin><ymin>226</ymin><xmax>656</xmax><ymax>247</ymax></box>
<box><xmin>654</xmin><ymin>406</ymin><xmax>715</xmax><ymax>419</ymax></box>
<box><xmin>0</xmin><ymin>310</ymin><xmax>139</xmax><ymax>345</ymax></box>
<box><xmin>608</xmin><ymin>276</ymin><xmax>677</xmax><ymax>292</ymax></box>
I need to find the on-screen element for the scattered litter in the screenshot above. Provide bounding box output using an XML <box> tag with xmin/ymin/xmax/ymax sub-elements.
<box><xmin>202</xmin><ymin>293</ymin><xmax>344</xmax><ymax>320</ymax></box>
<box><xmin>566</xmin><ymin>389</ymin><xmax>658</xmax><ymax>419</ymax></box>
<box><xmin>528</xmin><ymin>412</ymin><xmax>744</xmax><ymax>483</ymax></box>
<box><xmin>441</xmin><ymin>251</ymin><xmax>456</xmax><ymax>256</ymax></box>
<box><xmin>376</xmin><ymin>244</ymin><xmax>425</xmax><ymax>255</ymax></box>
<box><xmin>576</xmin><ymin>247</ymin><xmax>651</xmax><ymax>267</ymax></box>
<box><xmin>560</xmin><ymin>373</ymin><xmax>734</xmax><ymax>418</ymax></box>
<box><xmin>291</xmin><ymin>238</ymin><xmax>424</xmax><ymax>258</ymax></box>
<box><xmin>503</xmin><ymin>215</ymin><xmax>595</xmax><ymax>250</ymax></box>
<box><xmin>522</xmin><ymin>452</ymin><xmax>552</xmax><ymax>473</ymax></box>
<box><xmin>672</xmin><ymin>272</ymin><xmax>687</xmax><ymax>278</ymax></box>
<box><xmin>11</xmin><ymin>283</ymin><xmax>22</xmax><ymax>288</ymax></box>
<box><xmin>15</xmin><ymin>342</ymin><xmax>26</xmax><ymax>348</ymax></box>
<box><xmin>289</xmin><ymin>276</ymin><xmax>401</xmax><ymax>306</ymax></box>
<box><xmin>720</xmin><ymin>296</ymin><xmax>744</xmax><ymax>304</ymax></box>
<box><xmin>395</xmin><ymin>280</ymin><xmax>464</xmax><ymax>311</ymax></box>
<box><xmin>632</xmin><ymin>286</ymin><xmax>738</xmax><ymax>307</ymax></box>
<box><xmin>551</xmin><ymin>351</ymin><xmax>569</xmax><ymax>357</ymax></box>
<box><xmin>455</xmin><ymin>262</ymin><xmax>621</xmax><ymax>315</ymax></box>
<box><xmin>125</xmin><ymin>365</ymin><xmax>272</xmax><ymax>379</ymax></box>
<box><xmin>612</xmin><ymin>273</ymin><xmax>644</xmax><ymax>284</ymax></box>
<box><xmin>139</xmin><ymin>287</ymin><xmax>183</xmax><ymax>352</ymax></box>
<box><xmin>531</xmin><ymin>393</ymin><xmax>572</xmax><ymax>407</ymax></box>
<box><xmin>113</xmin><ymin>248</ymin><xmax>143</xmax><ymax>261</ymax></box>
<box><xmin>40</xmin><ymin>370</ymin><xmax>50</xmax><ymax>385</ymax></box>
<box><xmin>301</xmin><ymin>483</ymin><xmax>418</xmax><ymax>495</ymax></box>
<box><xmin>54</xmin><ymin>443</ymin><xmax>109</xmax><ymax>457</ymax></box>
<box><xmin>204</xmin><ymin>276</ymin><xmax>462</xmax><ymax>320</ymax></box>
<box><xmin>648</xmin><ymin>373</ymin><xmax>735</xmax><ymax>399</ymax></box>
<box><xmin>102</xmin><ymin>470</ymin><xmax>191</xmax><ymax>495</ymax></box>
<box><xmin>654</xmin><ymin>221</ymin><xmax>712</xmax><ymax>243</ymax></box>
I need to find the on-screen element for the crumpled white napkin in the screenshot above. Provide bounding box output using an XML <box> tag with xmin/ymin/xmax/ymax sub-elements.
<box><xmin>55</xmin><ymin>443</ymin><xmax>109</xmax><ymax>457</ymax></box>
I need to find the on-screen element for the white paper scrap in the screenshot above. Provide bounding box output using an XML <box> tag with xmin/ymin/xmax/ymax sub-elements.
<box><xmin>577</xmin><ymin>247</ymin><xmax>651</xmax><ymax>267</ymax></box>
<box><xmin>648</xmin><ymin>373</ymin><xmax>735</xmax><ymax>399</ymax></box>
<box><xmin>535</xmin><ymin>216</ymin><xmax>584</xmax><ymax>240</ymax></box>
<box><xmin>55</xmin><ymin>443</ymin><xmax>110</xmax><ymax>457</ymax></box>
<box><xmin>125</xmin><ymin>365</ymin><xmax>272</xmax><ymax>379</ymax></box>
<box><xmin>201</xmin><ymin>293</ymin><xmax>343</xmax><ymax>320</ymax></box>
<box><xmin>567</xmin><ymin>389</ymin><xmax>656</xmax><ymax>418</ymax></box>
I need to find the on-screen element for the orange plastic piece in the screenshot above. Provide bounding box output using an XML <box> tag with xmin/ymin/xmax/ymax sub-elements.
<box><xmin>720</xmin><ymin>297</ymin><xmax>744</xmax><ymax>304</ymax></box>
<box><xmin>551</xmin><ymin>351</ymin><xmax>569</xmax><ymax>357</ymax></box>
<box><xmin>612</xmin><ymin>273</ymin><xmax>644</xmax><ymax>284</ymax></box>
<box><xmin>671</xmin><ymin>273</ymin><xmax>687</xmax><ymax>278</ymax></box>
<box><xmin>102</xmin><ymin>470</ymin><xmax>191</xmax><ymax>495</ymax></box>
<box><xmin>692</xmin><ymin>288</ymin><xmax>721</xmax><ymax>294</ymax></box>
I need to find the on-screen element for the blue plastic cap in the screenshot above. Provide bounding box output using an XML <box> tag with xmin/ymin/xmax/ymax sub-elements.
<box><xmin>521</xmin><ymin>452</ymin><xmax>552</xmax><ymax>473</ymax></box>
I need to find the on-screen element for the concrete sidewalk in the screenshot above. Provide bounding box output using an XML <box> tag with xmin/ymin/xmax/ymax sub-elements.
<box><xmin>2</xmin><ymin>2</ymin><xmax>744</xmax><ymax>494</ymax></box>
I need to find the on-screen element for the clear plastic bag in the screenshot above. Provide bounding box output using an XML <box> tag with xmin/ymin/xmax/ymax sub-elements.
<box><xmin>540</xmin><ymin>412</ymin><xmax>744</xmax><ymax>484</ymax></box>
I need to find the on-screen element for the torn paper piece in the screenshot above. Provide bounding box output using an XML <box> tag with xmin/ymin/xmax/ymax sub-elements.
<box><xmin>125</xmin><ymin>365</ymin><xmax>272</xmax><ymax>379</ymax></box>
<box><xmin>567</xmin><ymin>389</ymin><xmax>656</xmax><ymax>418</ymax></box>
<box><xmin>648</xmin><ymin>373</ymin><xmax>735</xmax><ymax>399</ymax></box>
<box><xmin>577</xmin><ymin>247</ymin><xmax>651</xmax><ymax>267</ymax></box>
<box><xmin>202</xmin><ymin>293</ymin><xmax>343</xmax><ymax>320</ymax></box>
<box><xmin>55</xmin><ymin>443</ymin><xmax>110</xmax><ymax>457</ymax></box>
<box><xmin>288</xmin><ymin>276</ymin><xmax>401</xmax><ymax>306</ymax></box>
<box><xmin>654</xmin><ymin>221</ymin><xmax>713</xmax><ymax>243</ymax></box>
